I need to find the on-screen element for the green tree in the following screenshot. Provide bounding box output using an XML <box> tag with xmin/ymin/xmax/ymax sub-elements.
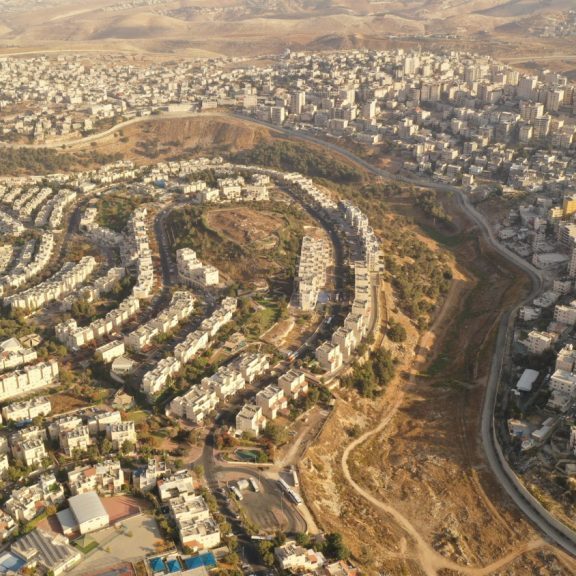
<box><xmin>295</xmin><ymin>532</ymin><xmax>311</xmax><ymax>547</ymax></box>
<box><xmin>263</xmin><ymin>421</ymin><xmax>288</xmax><ymax>446</ymax></box>
<box><xmin>387</xmin><ymin>321</ymin><xmax>407</xmax><ymax>343</ymax></box>
<box><xmin>323</xmin><ymin>532</ymin><xmax>350</xmax><ymax>560</ymax></box>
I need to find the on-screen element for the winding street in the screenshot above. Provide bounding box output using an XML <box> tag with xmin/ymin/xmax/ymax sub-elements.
<box><xmin>17</xmin><ymin>110</ymin><xmax>576</xmax><ymax>566</ymax></box>
<box><xmin>228</xmin><ymin>117</ymin><xmax>576</xmax><ymax>567</ymax></box>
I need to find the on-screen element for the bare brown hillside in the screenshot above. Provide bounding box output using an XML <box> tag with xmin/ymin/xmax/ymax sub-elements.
<box><xmin>0</xmin><ymin>0</ymin><xmax>575</xmax><ymax>58</ymax></box>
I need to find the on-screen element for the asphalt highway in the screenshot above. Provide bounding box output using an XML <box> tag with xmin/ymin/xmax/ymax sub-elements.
<box><xmin>231</xmin><ymin>115</ymin><xmax>576</xmax><ymax>555</ymax></box>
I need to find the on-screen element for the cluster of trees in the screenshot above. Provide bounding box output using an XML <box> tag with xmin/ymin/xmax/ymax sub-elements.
<box><xmin>416</xmin><ymin>190</ymin><xmax>452</xmax><ymax>225</ymax></box>
<box><xmin>234</xmin><ymin>141</ymin><xmax>362</xmax><ymax>184</ymax></box>
<box><xmin>97</xmin><ymin>191</ymin><xmax>151</xmax><ymax>233</ymax></box>
<box><xmin>384</xmin><ymin>231</ymin><xmax>452</xmax><ymax>328</ymax></box>
<box><xmin>0</xmin><ymin>309</ymin><xmax>34</xmax><ymax>339</ymax></box>
<box><xmin>170</xmin><ymin>206</ymin><xmax>244</xmax><ymax>266</ymax></box>
<box><xmin>289</xmin><ymin>384</ymin><xmax>332</xmax><ymax>419</ymax></box>
<box><xmin>70</xmin><ymin>299</ymin><xmax>96</xmax><ymax>323</ymax></box>
<box><xmin>342</xmin><ymin>348</ymin><xmax>396</xmax><ymax>398</ymax></box>
<box><xmin>0</xmin><ymin>148</ymin><xmax>123</xmax><ymax>176</ymax></box>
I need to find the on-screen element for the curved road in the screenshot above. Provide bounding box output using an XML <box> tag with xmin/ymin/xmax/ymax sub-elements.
<box><xmin>9</xmin><ymin>110</ymin><xmax>576</xmax><ymax>558</ymax></box>
<box><xmin>227</xmin><ymin>117</ymin><xmax>576</xmax><ymax>562</ymax></box>
<box><xmin>233</xmin><ymin>116</ymin><xmax>576</xmax><ymax>558</ymax></box>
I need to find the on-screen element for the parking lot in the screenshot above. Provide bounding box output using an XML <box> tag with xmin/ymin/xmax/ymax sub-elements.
<box><xmin>218</xmin><ymin>468</ymin><xmax>306</xmax><ymax>535</ymax></box>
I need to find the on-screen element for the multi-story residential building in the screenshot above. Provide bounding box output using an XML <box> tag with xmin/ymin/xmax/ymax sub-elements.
<box><xmin>526</xmin><ymin>330</ymin><xmax>558</xmax><ymax>355</ymax></box>
<box><xmin>550</xmin><ymin>370</ymin><xmax>576</xmax><ymax>397</ymax></box>
<box><xmin>106</xmin><ymin>421</ymin><xmax>137</xmax><ymax>450</ymax></box>
<box><xmin>274</xmin><ymin>541</ymin><xmax>326</xmax><ymax>572</ymax></box>
<box><xmin>556</xmin><ymin>344</ymin><xmax>576</xmax><ymax>372</ymax></box>
<box><xmin>0</xmin><ymin>359</ymin><xmax>59</xmax><ymax>402</ymax></box>
<box><xmin>235</xmin><ymin>353</ymin><xmax>269</xmax><ymax>383</ymax></box>
<box><xmin>86</xmin><ymin>410</ymin><xmax>122</xmax><ymax>436</ymax></box>
<box><xmin>332</xmin><ymin>326</ymin><xmax>358</xmax><ymax>361</ymax></box>
<box><xmin>48</xmin><ymin>415</ymin><xmax>83</xmax><ymax>441</ymax></box>
<box><xmin>168</xmin><ymin>383</ymin><xmax>219</xmax><ymax>424</ymax></box>
<box><xmin>143</xmin><ymin>297</ymin><xmax>237</xmax><ymax>397</ymax></box>
<box><xmin>5</xmin><ymin>256</ymin><xmax>96</xmax><ymax>311</ymax></box>
<box><xmin>60</xmin><ymin>426</ymin><xmax>91</xmax><ymax>456</ymax></box>
<box><xmin>5</xmin><ymin>474</ymin><xmax>64</xmax><ymax>522</ymax></box>
<box><xmin>68</xmin><ymin>460</ymin><xmax>125</xmax><ymax>496</ymax></box>
<box><xmin>158</xmin><ymin>471</ymin><xmax>195</xmax><ymax>502</ymax></box>
<box><xmin>0</xmin><ymin>338</ymin><xmax>37</xmax><ymax>372</ymax></box>
<box><xmin>133</xmin><ymin>459</ymin><xmax>168</xmax><ymax>494</ymax></box>
<box><xmin>168</xmin><ymin>493</ymin><xmax>221</xmax><ymax>550</ymax></box>
<box><xmin>2</xmin><ymin>396</ymin><xmax>51</xmax><ymax>422</ymax></box>
<box><xmin>236</xmin><ymin>404</ymin><xmax>267</xmax><ymax>436</ymax></box>
<box><xmin>95</xmin><ymin>340</ymin><xmax>126</xmax><ymax>364</ymax></box>
<box><xmin>56</xmin><ymin>296</ymin><xmax>140</xmax><ymax>349</ymax></box>
<box><xmin>176</xmin><ymin>248</ymin><xmax>220</xmax><ymax>288</ymax></box>
<box><xmin>315</xmin><ymin>341</ymin><xmax>343</xmax><ymax>373</ymax></box>
<box><xmin>294</xmin><ymin>236</ymin><xmax>329</xmax><ymax>311</ymax></box>
<box><xmin>13</xmin><ymin>438</ymin><xmax>47</xmax><ymax>468</ymax></box>
<box><xmin>278</xmin><ymin>369</ymin><xmax>309</xmax><ymax>400</ymax></box>
<box><xmin>256</xmin><ymin>385</ymin><xmax>287</xmax><ymax>420</ymax></box>
<box><xmin>553</xmin><ymin>301</ymin><xmax>576</xmax><ymax>325</ymax></box>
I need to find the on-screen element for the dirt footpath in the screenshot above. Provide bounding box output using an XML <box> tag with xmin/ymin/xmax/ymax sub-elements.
<box><xmin>300</xmin><ymin>197</ymin><xmax>576</xmax><ymax>575</ymax></box>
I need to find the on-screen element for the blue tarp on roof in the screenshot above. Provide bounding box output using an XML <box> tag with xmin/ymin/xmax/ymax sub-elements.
<box><xmin>184</xmin><ymin>553</ymin><xmax>216</xmax><ymax>570</ymax></box>
<box><xmin>150</xmin><ymin>557</ymin><xmax>167</xmax><ymax>573</ymax></box>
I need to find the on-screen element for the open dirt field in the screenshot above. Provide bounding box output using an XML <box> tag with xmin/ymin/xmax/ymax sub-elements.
<box><xmin>74</xmin><ymin>113</ymin><xmax>271</xmax><ymax>164</ymax></box>
<box><xmin>205</xmin><ymin>207</ymin><xmax>285</xmax><ymax>250</ymax></box>
<box><xmin>300</xmin><ymin>193</ymin><xmax>576</xmax><ymax>575</ymax></box>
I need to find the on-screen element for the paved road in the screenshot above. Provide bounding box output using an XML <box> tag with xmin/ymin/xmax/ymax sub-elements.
<box><xmin>226</xmin><ymin>117</ymin><xmax>576</xmax><ymax>555</ymax></box>
<box><xmin>6</xmin><ymin>106</ymin><xmax>575</xmax><ymax>554</ymax></box>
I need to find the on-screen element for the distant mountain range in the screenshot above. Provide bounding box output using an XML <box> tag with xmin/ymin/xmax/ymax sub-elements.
<box><xmin>0</xmin><ymin>0</ymin><xmax>573</xmax><ymax>56</ymax></box>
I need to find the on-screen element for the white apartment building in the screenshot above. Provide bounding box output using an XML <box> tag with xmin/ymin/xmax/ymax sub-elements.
<box><xmin>60</xmin><ymin>426</ymin><xmax>91</xmax><ymax>456</ymax></box>
<box><xmin>5</xmin><ymin>474</ymin><xmax>64</xmax><ymax>522</ymax></box>
<box><xmin>143</xmin><ymin>297</ymin><xmax>237</xmax><ymax>397</ymax></box>
<box><xmin>176</xmin><ymin>248</ymin><xmax>220</xmax><ymax>288</ymax></box>
<box><xmin>169</xmin><ymin>493</ymin><xmax>221</xmax><ymax>550</ymax></box>
<box><xmin>550</xmin><ymin>369</ymin><xmax>576</xmax><ymax>397</ymax></box>
<box><xmin>86</xmin><ymin>410</ymin><xmax>122</xmax><ymax>436</ymax></box>
<box><xmin>68</xmin><ymin>460</ymin><xmax>125</xmax><ymax>496</ymax></box>
<box><xmin>14</xmin><ymin>438</ymin><xmax>47</xmax><ymax>468</ymax></box>
<box><xmin>278</xmin><ymin>369</ymin><xmax>308</xmax><ymax>400</ymax></box>
<box><xmin>331</xmin><ymin>326</ymin><xmax>358</xmax><ymax>361</ymax></box>
<box><xmin>62</xmin><ymin>266</ymin><xmax>125</xmax><ymax>311</ymax></box>
<box><xmin>315</xmin><ymin>341</ymin><xmax>343</xmax><ymax>373</ymax></box>
<box><xmin>124</xmin><ymin>291</ymin><xmax>195</xmax><ymax>352</ymax></box>
<box><xmin>56</xmin><ymin>296</ymin><xmax>140</xmax><ymax>349</ymax></box>
<box><xmin>236</xmin><ymin>404</ymin><xmax>266</xmax><ymax>436</ymax></box>
<box><xmin>2</xmin><ymin>396</ymin><xmax>51</xmax><ymax>422</ymax></box>
<box><xmin>158</xmin><ymin>471</ymin><xmax>195</xmax><ymax>502</ymax></box>
<box><xmin>294</xmin><ymin>236</ymin><xmax>329</xmax><ymax>311</ymax></box>
<box><xmin>526</xmin><ymin>330</ymin><xmax>557</xmax><ymax>355</ymax></box>
<box><xmin>553</xmin><ymin>302</ymin><xmax>576</xmax><ymax>325</ymax></box>
<box><xmin>168</xmin><ymin>383</ymin><xmax>219</xmax><ymax>424</ymax></box>
<box><xmin>256</xmin><ymin>385</ymin><xmax>287</xmax><ymax>420</ymax></box>
<box><xmin>106</xmin><ymin>421</ymin><xmax>137</xmax><ymax>450</ymax></box>
<box><xmin>274</xmin><ymin>541</ymin><xmax>326</xmax><ymax>572</ymax></box>
<box><xmin>556</xmin><ymin>344</ymin><xmax>576</xmax><ymax>372</ymax></box>
<box><xmin>5</xmin><ymin>256</ymin><xmax>96</xmax><ymax>311</ymax></box>
<box><xmin>48</xmin><ymin>415</ymin><xmax>83</xmax><ymax>441</ymax></box>
<box><xmin>133</xmin><ymin>459</ymin><xmax>168</xmax><ymax>494</ymax></box>
<box><xmin>95</xmin><ymin>340</ymin><xmax>126</xmax><ymax>364</ymax></box>
<box><xmin>0</xmin><ymin>359</ymin><xmax>59</xmax><ymax>402</ymax></box>
<box><xmin>0</xmin><ymin>338</ymin><xmax>37</xmax><ymax>372</ymax></box>
<box><xmin>235</xmin><ymin>353</ymin><xmax>269</xmax><ymax>383</ymax></box>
